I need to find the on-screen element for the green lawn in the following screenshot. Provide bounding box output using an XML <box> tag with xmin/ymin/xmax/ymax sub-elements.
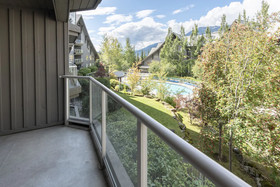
<box><xmin>117</xmin><ymin>92</ymin><xmax>184</xmax><ymax>137</ymax></box>
<box><xmin>117</xmin><ymin>92</ymin><xmax>257</xmax><ymax>186</ymax></box>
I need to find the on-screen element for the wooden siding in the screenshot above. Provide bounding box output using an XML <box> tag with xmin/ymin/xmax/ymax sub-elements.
<box><xmin>0</xmin><ymin>7</ymin><xmax>68</xmax><ymax>135</ymax></box>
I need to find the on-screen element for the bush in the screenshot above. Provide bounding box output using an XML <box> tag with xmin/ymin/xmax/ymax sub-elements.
<box><xmin>94</xmin><ymin>65</ymin><xmax>107</xmax><ymax>77</ymax></box>
<box><xmin>110</xmin><ymin>79</ymin><xmax>120</xmax><ymax>89</ymax></box>
<box><xmin>89</xmin><ymin>65</ymin><xmax>98</xmax><ymax>73</ymax></box>
<box><xmin>78</xmin><ymin>67</ymin><xmax>91</xmax><ymax>76</ymax></box>
<box><xmin>164</xmin><ymin>96</ymin><xmax>176</xmax><ymax>108</ymax></box>
<box><xmin>115</xmin><ymin>85</ymin><xmax>120</xmax><ymax>91</ymax></box>
<box><xmin>140</xmin><ymin>76</ymin><xmax>154</xmax><ymax>95</ymax></box>
<box><xmin>96</xmin><ymin>77</ymin><xmax>110</xmax><ymax>88</ymax></box>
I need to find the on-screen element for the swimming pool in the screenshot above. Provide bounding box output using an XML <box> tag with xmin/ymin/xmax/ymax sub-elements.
<box><xmin>166</xmin><ymin>82</ymin><xmax>193</xmax><ymax>95</ymax></box>
<box><xmin>155</xmin><ymin>82</ymin><xmax>193</xmax><ymax>95</ymax></box>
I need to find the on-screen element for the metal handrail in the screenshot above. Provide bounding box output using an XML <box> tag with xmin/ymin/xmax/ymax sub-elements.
<box><xmin>60</xmin><ymin>75</ymin><xmax>250</xmax><ymax>187</ymax></box>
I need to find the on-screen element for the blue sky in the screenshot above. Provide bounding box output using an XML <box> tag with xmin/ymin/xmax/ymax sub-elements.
<box><xmin>77</xmin><ymin>0</ymin><xmax>280</xmax><ymax>51</ymax></box>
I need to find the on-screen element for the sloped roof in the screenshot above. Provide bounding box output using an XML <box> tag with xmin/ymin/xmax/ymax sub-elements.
<box><xmin>141</xmin><ymin>42</ymin><xmax>165</xmax><ymax>64</ymax></box>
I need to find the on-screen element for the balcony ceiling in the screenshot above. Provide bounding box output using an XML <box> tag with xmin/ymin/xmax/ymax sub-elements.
<box><xmin>0</xmin><ymin>0</ymin><xmax>102</xmax><ymax>22</ymax></box>
<box><xmin>69</xmin><ymin>0</ymin><xmax>102</xmax><ymax>12</ymax></box>
<box><xmin>0</xmin><ymin>0</ymin><xmax>53</xmax><ymax>10</ymax></box>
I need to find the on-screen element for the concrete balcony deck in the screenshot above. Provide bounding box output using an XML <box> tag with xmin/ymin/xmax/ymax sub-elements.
<box><xmin>0</xmin><ymin>126</ymin><xmax>107</xmax><ymax>187</ymax></box>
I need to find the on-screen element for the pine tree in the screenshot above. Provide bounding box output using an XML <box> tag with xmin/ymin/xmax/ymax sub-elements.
<box><xmin>205</xmin><ymin>26</ymin><xmax>212</xmax><ymax>42</ymax></box>
<box><xmin>140</xmin><ymin>50</ymin><xmax>144</xmax><ymax>61</ymax></box>
<box><xmin>124</xmin><ymin>38</ymin><xmax>136</xmax><ymax>68</ymax></box>
<box><xmin>218</xmin><ymin>14</ymin><xmax>229</xmax><ymax>37</ymax></box>
<box><xmin>256</xmin><ymin>0</ymin><xmax>270</xmax><ymax>31</ymax></box>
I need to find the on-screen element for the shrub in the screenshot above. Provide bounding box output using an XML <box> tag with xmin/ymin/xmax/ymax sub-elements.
<box><xmin>89</xmin><ymin>65</ymin><xmax>98</xmax><ymax>73</ymax></box>
<box><xmin>78</xmin><ymin>67</ymin><xmax>91</xmax><ymax>76</ymax></box>
<box><xmin>110</xmin><ymin>79</ymin><xmax>120</xmax><ymax>89</ymax></box>
<box><xmin>94</xmin><ymin>64</ymin><xmax>107</xmax><ymax>78</ymax></box>
<box><xmin>164</xmin><ymin>96</ymin><xmax>176</xmax><ymax>108</ymax></box>
<box><xmin>140</xmin><ymin>76</ymin><xmax>154</xmax><ymax>95</ymax></box>
<box><xmin>96</xmin><ymin>77</ymin><xmax>110</xmax><ymax>88</ymax></box>
<box><xmin>156</xmin><ymin>82</ymin><xmax>169</xmax><ymax>100</ymax></box>
<box><xmin>115</xmin><ymin>85</ymin><xmax>120</xmax><ymax>91</ymax></box>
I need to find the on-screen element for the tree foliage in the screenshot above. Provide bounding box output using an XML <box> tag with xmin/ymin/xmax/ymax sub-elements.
<box><xmin>126</xmin><ymin>63</ymin><xmax>141</xmax><ymax>94</ymax></box>
<box><xmin>123</xmin><ymin>38</ymin><xmax>136</xmax><ymax>69</ymax></box>
<box><xmin>195</xmin><ymin>10</ymin><xmax>280</xmax><ymax>175</ymax></box>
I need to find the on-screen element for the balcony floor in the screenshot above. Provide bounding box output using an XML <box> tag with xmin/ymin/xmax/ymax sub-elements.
<box><xmin>0</xmin><ymin>126</ymin><xmax>107</xmax><ymax>187</ymax></box>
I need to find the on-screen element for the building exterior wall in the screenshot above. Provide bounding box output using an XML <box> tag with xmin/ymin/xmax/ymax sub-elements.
<box><xmin>143</xmin><ymin>50</ymin><xmax>161</xmax><ymax>66</ymax></box>
<box><xmin>80</xmin><ymin>31</ymin><xmax>95</xmax><ymax>68</ymax></box>
<box><xmin>0</xmin><ymin>7</ymin><xmax>68</xmax><ymax>135</ymax></box>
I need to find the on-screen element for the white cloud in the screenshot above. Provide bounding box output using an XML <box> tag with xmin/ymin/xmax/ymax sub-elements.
<box><xmin>102</xmin><ymin>17</ymin><xmax>167</xmax><ymax>50</ymax></box>
<box><xmin>168</xmin><ymin>0</ymin><xmax>280</xmax><ymax>34</ymax></box>
<box><xmin>156</xmin><ymin>15</ymin><xmax>166</xmax><ymax>19</ymax></box>
<box><xmin>172</xmin><ymin>4</ymin><xmax>195</xmax><ymax>15</ymax></box>
<box><xmin>78</xmin><ymin>7</ymin><xmax>117</xmax><ymax>19</ymax></box>
<box><xmin>88</xmin><ymin>30</ymin><xmax>95</xmax><ymax>34</ymax></box>
<box><xmin>104</xmin><ymin>14</ymin><xmax>133</xmax><ymax>25</ymax></box>
<box><xmin>136</xmin><ymin>9</ymin><xmax>155</xmax><ymax>19</ymax></box>
<box><xmin>98</xmin><ymin>26</ymin><xmax>116</xmax><ymax>36</ymax></box>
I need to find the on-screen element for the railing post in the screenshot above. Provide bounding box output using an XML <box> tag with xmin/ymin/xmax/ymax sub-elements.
<box><xmin>101</xmin><ymin>91</ymin><xmax>107</xmax><ymax>167</ymax></box>
<box><xmin>89</xmin><ymin>81</ymin><xmax>93</xmax><ymax>125</ymax></box>
<box><xmin>65</xmin><ymin>77</ymin><xmax>69</xmax><ymax>126</ymax></box>
<box><xmin>137</xmin><ymin>119</ymin><xmax>147</xmax><ymax>187</ymax></box>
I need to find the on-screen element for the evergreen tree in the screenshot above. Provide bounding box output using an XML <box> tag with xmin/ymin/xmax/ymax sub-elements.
<box><xmin>140</xmin><ymin>50</ymin><xmax>144</xmax><ymax>61</ymax></box>
<box><xmin>136</xmin><ymin>53</ymin><xmax>140</xmax><ymax>62</ymax></box>
<box><xmin>218</xmin><ymin>14</ymin><xmax>229</xmax><ymax>37</ymax></box>
<box><xmin>205</xmin><ymin>26</ymin><xmax>212</xmax><ymax>42</ymax></box>
<box><xmin>123</xmin><ymin>38</ymin><xmax>136</xmax><ymax>68</ymax></box>
<box><xmin>256</xmin><ymin>0</ymin><xmax>270</xmax><ymax>31</ymax></box>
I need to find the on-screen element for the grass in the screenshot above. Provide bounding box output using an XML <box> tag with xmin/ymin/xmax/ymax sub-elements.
<box><xmin>117</xmin><ymin>92</ymin><xmax>184</xmax><ymax>137</ymax></box>
<box><xmin>117</xmin><ymin>92</ymin><xmax>257</xmax><ymax>186</ymax></box>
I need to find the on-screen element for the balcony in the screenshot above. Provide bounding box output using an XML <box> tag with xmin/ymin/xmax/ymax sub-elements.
<box><xmin>75</xmin><ymin>39</ymin><xmax>84</xmax><ymax>46</ymax></box>
<box><xmin>74</xmin><ymin>49</ymin><xmax>83</xmax><ymax>55</ymax></box>
<box><xmin>0</xmin><ymin>126</ymin><xmax>107</xmax><ymax>186</ymax></box>
<box><xmin>74</xmin><ymin>58</ymin><xmax>83</xmax><ymax>65</ymax></box>
<box><xmin>60</xmin><ymin>75</ymin><xmax>251</xmax><ymax>187</ymax></box>
<box><xmin>0</xmin><ymin>74</ymin><xmax>251</xmax><ymax>186</ymax></box>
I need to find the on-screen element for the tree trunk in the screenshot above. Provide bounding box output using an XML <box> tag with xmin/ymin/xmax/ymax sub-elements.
<box><xmin>219</xmin><ymin>123</ymin><xmax>223</xmax><ymax>161</ymax></box>
<box><xmin>229</xmin><ymin>129</ymin><xmax>233</xmax><ymax>171</ymax></box>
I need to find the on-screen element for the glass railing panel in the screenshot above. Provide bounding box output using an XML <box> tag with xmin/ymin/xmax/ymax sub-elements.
<box><xmin>91</xmin><ymin>82</ymin><xmax>102</xmax><ymax>142</ymax></box>
<box><xmin>69</xmin><ymin>78</ymin><xmax>89</xmax><ymax>119</ymax></box>
<box><xmin>106</xmin><ymin>95</ymin><xmax>138</xmax><ymax>186</ymax></box>
<box><xmin>147</xmin><ymin>129</ymin><xmax>215</xmax><ymax>187</ymax></box>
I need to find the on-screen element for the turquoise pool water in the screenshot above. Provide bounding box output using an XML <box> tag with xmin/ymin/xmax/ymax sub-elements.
<box><xmin>155</xmin><ymin>82</ymin><xmax>193</xmax><ymax>95</ymax></box>
<box><xmin>165</xmin><ymin>82</ymin><xmax>193</xmax><ymax>95</ymax></box>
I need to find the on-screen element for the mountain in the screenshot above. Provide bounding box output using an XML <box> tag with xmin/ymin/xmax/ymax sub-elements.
<box><xmin>135</xmin><ymin>43</ymin><xmax>159</xmax><ymax>57</ymax></box>
<box><xmin>135</xmin><ymin>26</ymin><xmax>220</xmax><ymax>56</ymax></box>
<box><xmin>186</xmin><ymin>26</ymin><xmax>220</xmax><ymax>36</ymax></box>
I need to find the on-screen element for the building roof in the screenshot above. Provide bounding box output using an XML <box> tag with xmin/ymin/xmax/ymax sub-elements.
<box><xmin>76</xmin><ymin>15</ymin><xmax>99</xmax><ymax>59</ymax></box>
<box><xmin>140</xmin><ymin>42</ymin><xmax>165</xmax><ymax>64</ymax></box>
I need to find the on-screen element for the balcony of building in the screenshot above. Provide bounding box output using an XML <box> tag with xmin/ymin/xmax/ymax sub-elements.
<box><xmin>74</xmin><ymin>58</ymin><xmax>84</xmax><ymax>65</ymax></box>
<box><xmin>75</xmin><ymin>39</ymin><xmax>84</xmax><ymax>46</ymax></box>
<box><xmin>0</xmin><ymin>126</ymin><xmax>107</xmax><ymax>187</ymax></box>
<box><xmin>74</xmin><ymin>49</ymin><xmax>83</xmax><ymax>55</ymax></box>
<box><xmin>0</xmin><ymin>74</ymin><xmax>251</xmax><ymax>187</ymax></box>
